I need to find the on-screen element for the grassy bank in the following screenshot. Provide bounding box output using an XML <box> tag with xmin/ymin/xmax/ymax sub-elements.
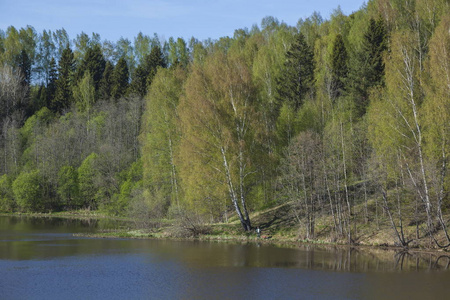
<box><xmin>67</xmin><ymin>200</ymin><xmax>450</xmax><ymax>253</ymax></box>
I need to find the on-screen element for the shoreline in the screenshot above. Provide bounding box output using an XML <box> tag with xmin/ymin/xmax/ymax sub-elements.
<box><xmin>2</xmin><ymin>212</ymin><xmax>450</xmax><ymax>255</ymax></box>
<box><xmin>74</xmin><ymin>227</ymin><xmax>450</xmax><ymax>256</ymax></box>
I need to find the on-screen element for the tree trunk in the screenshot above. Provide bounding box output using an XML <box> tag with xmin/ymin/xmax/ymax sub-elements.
<box><xmin>221</xmin><ymin>147</ymin><xmax>251</xmax><ymax>231</ymax></box>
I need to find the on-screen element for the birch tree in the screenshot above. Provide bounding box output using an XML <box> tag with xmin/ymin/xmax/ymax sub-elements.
<box><xmin>179</xmin><ymin>50</ymin><xmax>262</xmax><ymax>231</ymax></box>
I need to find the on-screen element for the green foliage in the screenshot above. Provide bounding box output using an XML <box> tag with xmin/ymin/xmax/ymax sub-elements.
<box><xmin>53</xmin><ymin>46</ymin><xmax>74</xmax><ymax>112</ymax></box>
<box><xmin>12</xmin><ymin>170</ymin><xmax>44</xmax><ymax>212</ymax></box>
<box><xmin>146</xmin><ymin>45</ymin><xmax>167</xmax><ymax>85</ymax></box>
<box><xmin>73</xmin><ymin>71</ymin><xmax>95</xmax><ymax>113</ymax></box>
<box><xmin>46</xmin><ymin>57</ymin><xmax>58</xmax><ymax>107</ymax></box>
<box><xmin>78</xmin><ymin>153</ymin><xmax>99</xmax><ymax>209</ymax></box>
<box><xmin>129</xmin><ymin>45</ymin><xmax>166</xmax><ymax>98</ymax></box>
<box><xmin>348</xmin><ymin>17</ymin><xmax>387</xmax><ymax>117</ymax></box>
<box><xmin>16</xmin><ymin>49</ymin><xmax>31</xmax><ymax>86</ymax></box>
<box><xmin>141</xmin><ymin>67</ymin><xmax>185</xmax><ymax>216</ymax></box>
<box><xmin>76</xmin><ymin>44</ymin><xmax>106</xmax><ymax>100</ymax></box>
<box><xmin>105</xmin><ymin>159</ymin><xmax>143</xmax><ymax>216</ymax></box>
<box><xmin>275</xmin><ymin>32</ymin><xmax>315</xmax><ymax>110</ymax></box>
<box><xmin>330</xmin><ymin>34</ymin><xmax>348</xmax><ymax>99</ymax></box>
<box><xmin>2</xmin><ymin>2</ymin><xmax>450</xmax><ymax>241</ymax></box>
<box><xmin>20</xmin><ymin>107</ymin><xmax>55</xmax><ymax>148</ymax></box>
<box><xmin>99</xmin><ymin>61</ymin><xmax>114</xmax><ymax>100</ymax></box>
<box><xmin>111</xmin><ymin>57</ymin><xmax>129</xmax><ymax>99</ymax></box>
<box><xmin>0</xmin><ymin>175</ymin><xmax>15</xmax><ymax>212</ymax></box>
<box><xmin>57</xmin><ymin>166</ymin><xmax>80</xmax><ymax>209</ymax></box>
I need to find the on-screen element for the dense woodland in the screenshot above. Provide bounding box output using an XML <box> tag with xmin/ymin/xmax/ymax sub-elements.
<box><xmin>1</xmin><ymin>0</ymin><xmax>449</xmax><ymax>246</ymax></box>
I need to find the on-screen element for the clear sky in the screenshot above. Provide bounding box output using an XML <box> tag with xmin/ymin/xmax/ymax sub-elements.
<box><xmin>1</xmin><ymin>0</ymin><xmax>366</xmax><ymax>42</ymax></box>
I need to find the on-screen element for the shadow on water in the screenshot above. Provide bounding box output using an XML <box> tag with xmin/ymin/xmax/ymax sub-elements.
<box><xmin>1</xmin><ymin>215</ymin><xmax>450</xmax><ymax>272</ymax></box>
<box><xmin>0</xmin><ymin>215</ymin><xmax>132</xmax><ymax>261</ymax></box>
<box><xmin>245</xmin><ymin>243</ymin><xmax>450</xmax><ymax>272</ymax></box>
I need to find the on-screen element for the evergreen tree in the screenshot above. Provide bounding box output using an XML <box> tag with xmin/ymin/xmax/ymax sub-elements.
<box><xmin>99</xmin><ymin>61</ymin><xmax>114</xmax><ymax>100</ymax></box>
<box><xmin>53</xmin><ymin>46</ymin><xmax>74</xmax><ymax>112</ymax></box>
<box><xmin>349</xmin><ymin>17</ymin><xmax>387</xmax><ymax>116</ymax></box>
<box><xmin>146</xmin><ymin>45</ymin><xmax>166</xmax><ymax>86</ymax></box>
<box><xmin>46</xmin><ymin>57</ymin><xmax>57</xmax><ymax>106</ymax></box>
<box><xmin>130</xmin><ymin>65</ymin><xmax>148</xmax><ymax>98</ymax></box>
<box><xmin>76</xmin><ymin>44</ymin><xmax>106</xmax><ymax>99</ymax></box>
<box><xmin>130</xmin><ymin>45</ymin><xmax>166</xmax><ymax>98</ymax></box>
<box><xmin>330</xmin><ymin>34</ymin><xmax>348</xmax><ymax>100</ymax></box>
<box><xmin>16</xmin><ymin>49</ymin><xmax>31</xmax><ymax>87</ymax></box>
<box><xmin>275</xmin><ymin>32</ymin><xmax>314</xmax><ymax>111</ymax></box>
<box><xmin>363</xmin><ymin>17</ymin><xmax>386</xmax><ymax>87</ymax></box>
<box><xmin>111</xmin><ymin>57</ymin><xmax>129</xmax><ymax>100</ymax></box>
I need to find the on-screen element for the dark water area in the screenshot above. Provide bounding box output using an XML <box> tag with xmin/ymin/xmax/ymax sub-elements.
<box><xmin>1</xmin><ymin>216</ymin><xmax>450</xmax><ymax>299</ymax></box>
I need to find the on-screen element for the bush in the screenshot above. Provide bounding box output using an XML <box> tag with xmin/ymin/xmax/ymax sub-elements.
<box><xmin>78</xmin><ymin>153</ymin><xmax>99</xmax><ymax>209</ymax></box>
<box><xmin>169</xmin><ymin>210</ymin><xmax>212</xmax><ymax>238</ymax></box>
<box><xmin>0</xmin><ymin>174</ymin><xmax>15</xmax><ymax>212</ymax></box>
<box><xmin>57</xmin><ymin>166</ymin><xmax>81</xmax><ymax>209</ymax></box>
<box><xmin>12</xmin><ymin>170</ymin><xmax>44</xmax><ymax>212</ymax></box>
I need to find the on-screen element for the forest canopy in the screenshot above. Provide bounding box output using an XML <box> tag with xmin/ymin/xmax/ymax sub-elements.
<box><xmin>1</xmin><ymin>0</ymin><xmax>449</xmax><ymax>247</ymax></box>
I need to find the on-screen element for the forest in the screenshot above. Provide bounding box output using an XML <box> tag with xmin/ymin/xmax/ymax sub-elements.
<box><xmin>0</xmin><ymin>0</ymin><xmax>449</xmax><ymax>247</ymax></box>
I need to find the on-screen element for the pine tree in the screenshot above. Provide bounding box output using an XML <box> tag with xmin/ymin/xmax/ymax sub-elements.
<box><xmin>53</xmin><ymin>46</ymin><xmax>74</xmax><ymax>112</ymax></box>
<box><xmin>111</xmin><ymin>57</ymin><xmax>129</xmax><ymax>100</ymax></box>
<box><xmin>275</xmin><ymin>32</ymin><xmax>314</xmax><ymax>111</ymax></box>
<box><xmin>330</xmin><ymin>34</ymin><xmax>348</xmax><ymax>100</ymax></box>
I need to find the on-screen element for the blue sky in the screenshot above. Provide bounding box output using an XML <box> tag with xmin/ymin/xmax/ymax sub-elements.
<box><xmin>1</xmin><ymin>0</ymin><xmax>365</xmax><ymax>42</ymax></box>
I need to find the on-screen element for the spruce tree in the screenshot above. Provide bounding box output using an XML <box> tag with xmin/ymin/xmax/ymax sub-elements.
<box><xmin>331</xmin><ymin>34</ymin><xmax>348</xmax><ymax>100</ymax></box>
<box><xmin>130</xmin><ymin>64</ymin><xmax>147</xmax><ymax>98</ymax></box>
<box><xmin>363</xmin><ymin>17</ymin><xmax>386</xmax><ymax>86</ymax></box>
<box><xmin>76</xmin><ymin>44</ymin><xmax>106</xmax><ymax>99</ymax></box>
<box><xmin>46</xmin><ymin>57</ymin><xmax>58</xmax><ymax>106</ymax></box>
<box><xmin>53</xmin><ymin>46</ymin><xmax>74</xmax><ymax>112</ymax></box>
<box><xmin>129</xmin><ymin>45</ymin><xmax>166</xmax><ymax>98</ymax></box>
<box><xmin>111</xmin><ymin>57</ymin><xmax>129</xmax><ymax>100</ymax></box>
<box><xmin>275</xmin><ymin>32</ymin><xmax>314</xmax><ymax>111</ymax></box>
<box><xmin>99</xmin><ymin>61</ymin><xmax>114</xmax><ymax>100</ymax></box>
<box><xmin>146</xmin><ymin>45</ymin><xmax>166</xmax><ymax>86</ymax></box>
<box><xmin>16</xmin><ymin>49</ymin><xmax>31</xmax><ymax>87</ymax></box>
<box><xmin>349</xmin><ymin>17</ymin><xmax>387</xmax><ymax>116</ymax></box>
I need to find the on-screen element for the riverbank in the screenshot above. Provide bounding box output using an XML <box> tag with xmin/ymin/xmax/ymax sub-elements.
<box><xmin>3</xmin><ymin>201</ymin><xmax>450</xmax><ymax>253</ymax></box>
<box><xmin>0</xmin><ymin>210</ymin><xmax>132</xmax><ymax>221</ymax></box>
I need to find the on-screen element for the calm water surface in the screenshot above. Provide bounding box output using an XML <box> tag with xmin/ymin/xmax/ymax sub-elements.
<box><xmin>1</xmin><ymin>216</ymin><xmax>450</xmax><ymax>299</ymax></box>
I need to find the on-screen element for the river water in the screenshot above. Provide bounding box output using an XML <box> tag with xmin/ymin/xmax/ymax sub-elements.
<box><xmin>1</xmin><ymin>215</ymin><xmax>449</xmax><ymax>299</ymax></box>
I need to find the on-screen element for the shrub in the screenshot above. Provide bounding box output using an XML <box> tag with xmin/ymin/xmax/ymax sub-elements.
<box><xmin>12</xmin><ymin>170</ymin><xmax>44</xmax><ymax>212</ymax></box>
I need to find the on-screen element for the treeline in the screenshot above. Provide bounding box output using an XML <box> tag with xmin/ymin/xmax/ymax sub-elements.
<box><xmin>1</xmin><ymin>0</ymin><xmax>449</xmax><ymax>246</ymax></box>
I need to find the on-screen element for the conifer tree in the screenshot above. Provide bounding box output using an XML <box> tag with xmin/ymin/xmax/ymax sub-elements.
<box><xmin>349</xmin><ymin>17</ymin><xmax>387</xmax><ymax>116</ymax></box>
<box><xmin>130</xmin><ymin>45</ymin><xmax>166</xmax><ymax>98</ymax></box>
<box><xmin>46</xmin><ymin>57</ymin><xmax>57</xmax><ymax>107</ymax></box>
<box><xmin>330</xmin><ymin>34</ymin><xmax>348</xmax><ymax>100</ymax></box>
<box><xmin>16</xmin><ymin>49</ymin><xmax>31</xmax><ymax>87</ymax></box>
<box><xmin>275</xmin><ymin>32</ymin><xmax>314</xmax><ymax>111</ymax></box>
<box><xmin>363</xmin><ymin>17</ymin><xmax>386</xmax><ymax>86</ymax></box>
<box><xmin>146</xmin><ymin>45</ymin><xmax>166</xmax><ymax>86</ymax></box>
<box><xmin>130</xmin><ymin>65</ymin><xmax>147</xmax><ymax>98</ymax></box>
<box><xmin>76</xmin><ymin>44</ymin><xmax>106</xmax><ymax>99</ymax></box>
<box><xmin>99</xmin><ymin>61</ymin><xmax>114</xmax><ymax>100</ymax></box>
<box><xmin>111</xmin><ymin>57</ymin><xmax>129</xmax><ymax>100</ymax></box>
<box><xmin>53</xmin><ymin>46</ymin><xmax>74</xmax><ymax>112</ymax></box>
